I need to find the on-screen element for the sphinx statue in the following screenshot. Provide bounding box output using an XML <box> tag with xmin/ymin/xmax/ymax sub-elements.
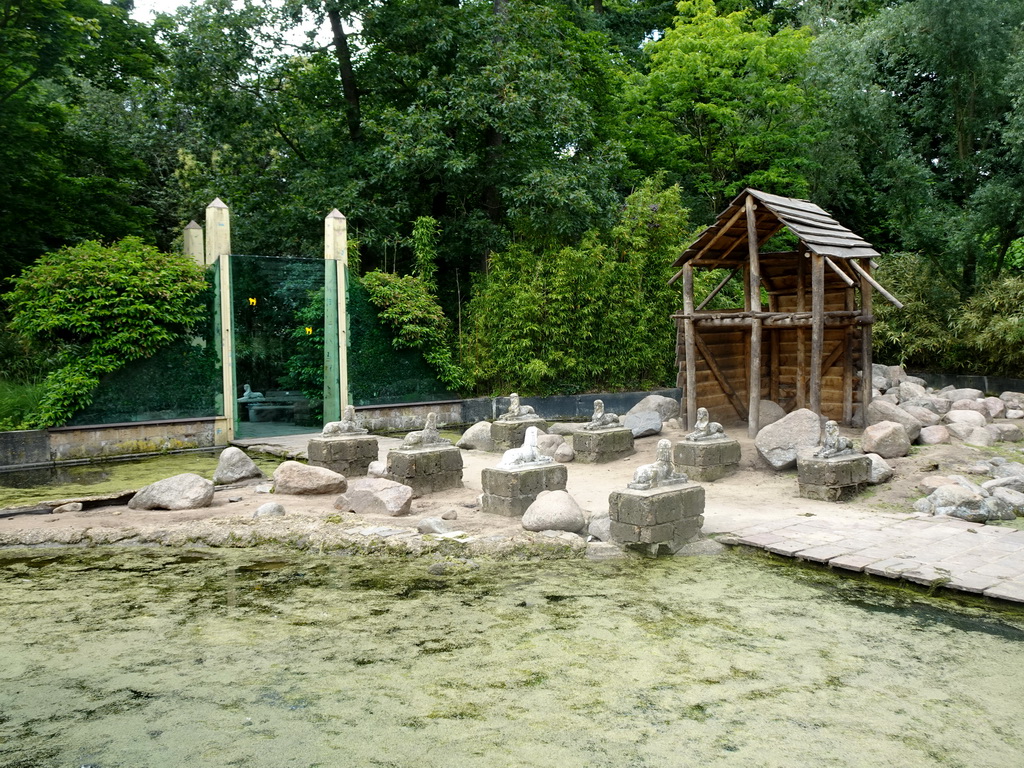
<box><xmin>401</xmin><ymin>412</ymin><xmax>451</xmax><ymax>449</ymax></box>
<box><xmin>237</xmin><ymin>383</ymin><xmax>264</xmax><ymax>402</ymax></box>
<box><xmin>581</xmin><ymin>399</ymin><xmax>620</xmax><ymax>431</ymax></box>
<box><xmin>498</xmin><ymin>393</ymin><xmax>537</xmax><ymax>421</ymax></box>
<box><xmin>814</xmin><ymin>420</ymin><xmax>855</xmax><ymax>459</ymax></box>
<box><xmin>628</xmin><ymin>439</ymin><xmax>689</xmax><ymax>490</ymax></box>
<box><xmin>496</xmin><ymin>426</ymin><xmax>553</xmax><ymax>469</ymax></box>
<box><xmin>322</xmin><ymin>405</ymin><xmax>368</xmax><ymax>436</ymax></box>
<box><xmin>683</xmin><ymin>407</ymin><xmax>725</xmax><ymax>442</ymax></box>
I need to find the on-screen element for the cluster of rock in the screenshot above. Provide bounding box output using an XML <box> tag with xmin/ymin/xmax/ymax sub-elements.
<box><xmin>913</xmin><ymin>459</ymin><xmax>1024</xmax><ymax>522</ymax></box>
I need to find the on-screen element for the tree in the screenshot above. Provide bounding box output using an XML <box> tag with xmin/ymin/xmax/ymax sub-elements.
<box><xmin>4</xmin><ymin>237</ymin><xmax>208</xmax><ymax>427</ymax></box>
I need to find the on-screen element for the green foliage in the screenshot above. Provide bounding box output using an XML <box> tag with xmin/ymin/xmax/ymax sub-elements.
<box><xmin>952</xmin><ymin>276</ymin><xmax>1024</xmax><ymax>378</ymax></box>
<box><xmin>4</xmin><ymin>237</ymin><xmax>208</xmax><ymax>427</ymax></box>
<box><xmin>0</xmin><ymin>379</ymin><xmax>43</xmax><ymax>432</ymax></box>
<box><xmin>464</xmin><ymin>177</ymin><xmax>690</xmax><ymax>395</ymax></box>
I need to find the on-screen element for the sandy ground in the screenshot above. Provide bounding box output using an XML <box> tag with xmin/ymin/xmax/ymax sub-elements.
<box><xmin>2</xmin><ymin>421</ymin><xmax>1014</xmax><ymax>555</ymax></box>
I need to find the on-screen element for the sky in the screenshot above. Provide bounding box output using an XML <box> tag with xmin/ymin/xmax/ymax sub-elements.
<box><xmin>130</xmin><ymin>0</ymin><xmax>189</xmax><ymax>24</ymax></box>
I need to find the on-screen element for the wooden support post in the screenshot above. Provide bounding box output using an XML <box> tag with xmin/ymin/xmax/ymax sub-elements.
<box><xmin>745</xmin><ymin>195</ymin><xmax>762</xmax><ymax>438</ymax></box>
<box><xmin>696</xmin><ymin>268</ymin><xmax>738</xmax><ymax>311</ymax></box>
<box><xmin>184</xmin><ymin>220</ymin><xmax>204</xmax><ymax>267</ymax></box>
<box><xmin>849</xmin><ymin>258</ymin><xmax>903</xmax><ymax>308</ymax></box>
<box><xmin>810</xmin><ymin>253</ymin><xmax>825</xmax><ymax>416</ymax></box>
<box><xmin>859</xmin><ymin>263</ymin><xmax>874</xmax><ymax>427</ymax></box>
<box><xmin>323</xmin><ymin>209</ymin><xmax>349</xmax><ymax>423</ymax></box>
<box><xmin>683</xmin><ymin>264</ymin><xmax>697</xmax><ymax>430</ymax></box>
<box><xmin>206</xmin><ymin>198</ymin><xmax>234</xmax><ymax>441</ymax></box>
<box><xmin>770</xmin><ymin>329</ymin><xmax>780</xmax><ymax>403</ymax></box>
<box><xmin>694</xmin><ymin>332</ymin><xmax>749</xmax><ymax>421</ymax></box>
<box><xmin>843</xmin><ymin>287</ymin><xmax>855</xmax><ymax>424</ymax></box>
<box><xmin>796</xmin><ymin>254</ymin><xmax>807</xmax><ymax>409</ymax></box>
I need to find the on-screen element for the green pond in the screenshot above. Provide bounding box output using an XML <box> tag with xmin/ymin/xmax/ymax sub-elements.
<box><xmin>2</xmin><ymin>548</ymin><xmax>1023</xmax><ymax>767</ymax></box>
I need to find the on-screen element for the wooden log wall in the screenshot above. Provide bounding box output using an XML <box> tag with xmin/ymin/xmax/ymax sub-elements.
<box><xmin>676</xmin><ymin>325</ymin><xmax>768</xmax><ymax>425</ymax></box>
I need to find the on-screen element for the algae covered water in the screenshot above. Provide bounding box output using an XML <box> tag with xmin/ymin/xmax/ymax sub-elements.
<box><xmin>2</xmin><ymin>548</ymin><xmax>1023</xmax><ymax>767</ymax></box>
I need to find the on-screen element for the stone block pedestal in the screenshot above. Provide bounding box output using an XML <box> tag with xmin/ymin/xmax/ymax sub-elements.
<box><xmin>492</xmin><ymin>418</ymin><xmax>548</xmax><ymax>452</ymax></box>
<box><xmin>573</xmin><ymin>428</ymin><xmax>635</xmax><ymax>464</ymax></box>
<box><xmin>385</xmin><ymin>445</ymin><xmax>463</xmax><ymax>497</ymax></box>
<box><xmin>797</xmin><ymin>453</ymin><xmax>872</xmax><ymax>501</ymax></box>
<box><xmin>480</xmin><ymin>463</ymin><xmax>568</xmax><ymax>517</ymax></box>
<box><xmin>608</xmin><ymin>484</ymin><xmax>705</xmax><ymax>556</ymax></box>
<box><xmin>673</xmin><ymin>438</ymin><xmax>741</xmax><ymax>482</ymax></box>
<box><xmin>307</xmin><ymin>436</ymin><xmax>378</xmax><ymax>477</ymax></box>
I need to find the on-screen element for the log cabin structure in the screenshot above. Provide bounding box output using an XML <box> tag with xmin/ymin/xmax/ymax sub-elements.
<box><xmin>670</xmin><ymin>188</ymin><xmax>903</xmax><ymax>438</ymax></box>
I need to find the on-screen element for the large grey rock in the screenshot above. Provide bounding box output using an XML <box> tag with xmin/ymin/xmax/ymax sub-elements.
<box><xmin>623</xmin><ymin>411</ymin><xmax>662</xmax><ymax>438</ymax></box>
<box><xmin>901</xmin><ymin>405</ymin><xmax>940</xmax><ymax>427</ymax></box>
<box><xmin>860</xmin><ymin>421</ymin><xmax>911</xmax><ymax>459</ymax></box>
<box><xmin>982</xmin><ymin>476</ymin><xmax>1024</xmax><ymax>494</ymax></box>
<box><xmin>999</xmin><ymin>391</ymin><xmax>1024</xmax><ymax>409</ymax></box>
<box><xmin>417</xmin><ymin>517</ymin><xmax>449</xmax><ymax>534</ymax></box>
<box><xmin>867</xmin><ymin>399</ymin><xmax>922</xmax><ymax>442</ymax></box>
<box><xmin>129</xmin><ymin>473</ymin><xmax>214</xmax><ymax>510</ymax></box>
<box><xmin>982</xmin><ymin>397</ymin><xmax>1007</xmax><ymax>419</ymax></box>
<box><xmin>992</xmin><ymin>487</ymin><xmax>1024</xmax><ymax>515</ymax></box>
<box><xmin>548</xmin><ymin>422</ymin><xmax>586</xmax><ymax>436</ymax></box>
<box><xmin>213</xmin><ymin>446</ymin><xmax>264</xmax><ymax>485</ymax></box>
<box><xmin>334</xmin><ymin>477</ymin><xmax>414</xmax><ymax>516</ymax></box>
<box><xmin>991</xmin><ymin>423</ymin><xmax>1023</xmax><ymax>442</ymax></box>
<box><xmin>587</xmin><ymin>510</ymin><xmax>611</xmax><ymax>542</ymax></box>
<box><xmin>626</xmin><ymin>395</ymin><xmax>680</xmax><ymax>423</ymax></box>
<box><xmin>456</xmin><ymin>421</ymin><xmax>494</xmax><ymax>452</ymax></box>
<box><xmin>940</xmin><ymin>387</ymin><xmax>985</xmax><ymax>402</ymax></box>
<box><xmin>964</xmin><ymin>428</ymin><xmax>994</xmax><ymax>447</ymax></box>
<box><xmin>1008</xmin><ymin>409</ymin><xmax>1024</xmax><ymax>420</ymax></box>
<box><xmin>754</xmin><ymin>408</ymin><xmax>821</xmax><ymax>470</ymax></box>
<box><xmin>535</xmin><ymin>433</ymin><xmax>566</xmax><ymax>458</ymax></box>
<box><xmin>897</xmin><ymin>381</ymin><xmax>927</xmax><ymax>402</ymax></box>
<box><xmin>273</xmin><ymin>461</ymin><xmax>347</xmax><ymax>495</ymax></box>
<box><xmin>943</xmin><ymin>410</ymin><xmax>988</xmax><ymax>429</ymax></box>
<box><xmin>253</xmin><ymin>502</ymin><xmax>285</xmax><ymax>518</ymax></box>
<box><xmin>522</xmin><ymin>490</ymin><xmax>587</xmax><ymax>533</ymax></box>
<box><xmin>757</xmin><ymin>400</ymin><xmax>787</xmax><ymax>431</ymax></box>
<box><xmin>918</xmin><ymin>425</ymin><xmax>951</xmax><ymax>445</ymax></box>
<box><xmin>902</xmin><ymin>396</ymin><xmax>951</xmax><ymax>416</ymax></box>
<box><xmin>994</xmin><ymin>462</ymin><xmax>1024</xmax><ymax>479</ymax></box>
<box><xmin>871</xmin><ymin>363</ymin><xmax>893</xmax><ymax>391</ymax></box>
<box><xmin>945</xmin><ymin>422</ymin><xmax>976</xmax><ymax>441</ymax></box>
<box><xmin>951</xmin><ymin>399</ymin><xmax>991</xmax><ymax>420</ymax></box>
<box><xmin>865</xmin><ymin>453</ymin><xmax>894</xmax><ymax>484</ymax></box>
<box><xmin>553</xmin><ymin>442</ymin><xmax>575</xmax><ymax>463</ymax></box>
<box><xmin>925</xmin><ymin>484</ymin><xmax>1011</xmax><ymax>522</ymax></box>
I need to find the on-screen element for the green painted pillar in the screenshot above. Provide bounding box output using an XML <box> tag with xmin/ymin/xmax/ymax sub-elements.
<box><xmin>323</xmin><ymin>209</ymin><xmax>349</xmax><ymax>423</ymax></box>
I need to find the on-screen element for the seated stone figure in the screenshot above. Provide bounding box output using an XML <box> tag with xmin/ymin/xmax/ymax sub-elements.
<box><xmin>814</xmin><ymin>420</ymin><xmax>855</xmax><ymax>458</ymax></box>
<box><xmin>498</xmin><ymin>392</ymin><xmax>537</xmax><ymax>421</ymax></box>
<box><xmin>322</xmin><ymin>405</ymin><xmax>368</xmax><ymax>436</ymax></box>
<box><xmin>497</xmin><ymin>426</ymin><xmax>553</xmax><ymax>469</ymax></box>
<box><xmin>582</xmin><ymin>399</ymin><xmax>620</xmax><ymax>431</ymax></box>
<box><xmin>401</xmin><ymin>412</ymin><xmax>451</xmax><ymax>449</ymax></box>
<box><xmin>684</xmin><ymin>407</ymin><xmax>725</xmax><ymax>441</ymax></box>
<box><xmin>237</xmin><ymin>383</ymin><xmax>264</xmax><ymax>402</ymax></box>
<box><xmin>628</xmin><ymin>439</ymin><xmax>688</xmax><ymax>490</ymax></box>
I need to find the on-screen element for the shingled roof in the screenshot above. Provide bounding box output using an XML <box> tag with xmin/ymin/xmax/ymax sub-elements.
<box><xmin>670</xmin><ymin>188</ymin><xmax>879</xmax><ymax>280</ymax></box>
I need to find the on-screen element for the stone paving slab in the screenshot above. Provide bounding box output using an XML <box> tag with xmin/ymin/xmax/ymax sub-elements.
<box><xmin>726</xmin><ymin>513</ymin><xmax>1024</xmax><ymax>604</ymax></box>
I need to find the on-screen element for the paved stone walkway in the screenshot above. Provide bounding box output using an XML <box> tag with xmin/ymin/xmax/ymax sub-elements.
<box><xmin>720</xmin><ymin>515</ymin><xmax>1024</xmax><ymax>603</ymax></box>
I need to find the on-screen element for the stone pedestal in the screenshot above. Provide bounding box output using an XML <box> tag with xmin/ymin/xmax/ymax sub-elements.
<box><xmin>480</xmin><ymin>463</ymin><xmax>568</xmax><ymax>517</ymax></box>
<box><xmin>797</xmin><ymin>453</ymin><xmax>872</xmax><ymax>501</ymax></box>
<box><xmin>573</xmin><ymin>427</ymin><xmax>635</xmax><ymax>464</ymax></box>
<box><xmin>608</xmin><ymin>484</ymin><xmax>705</xmax><ymax>556</ymax></box>
<box><xmin>385</xmin><ymin>445</ymin><xmax>463</xmax><ymax>497</ymax></box>
<box><xmin>492</xmin><ymin>417</ymin><xmax>548</xmax><ymax>452</ymax></box>
<box><xmin>673</xmin><ymin>437</ymin><xmax>741</xmax><ymax>482</ymax></box>
<box><xmin>307</xmin><ymin>436</ymin><xmax>378</xmax><ymax>477</ymax></box>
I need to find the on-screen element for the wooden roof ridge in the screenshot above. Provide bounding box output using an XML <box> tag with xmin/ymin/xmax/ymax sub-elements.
<box><xmin>671</xmin><ymin>188</ymin><xmax>880</xmax><ymax>273</ymax></box>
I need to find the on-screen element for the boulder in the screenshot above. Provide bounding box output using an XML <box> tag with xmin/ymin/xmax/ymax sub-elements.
<box><xmin>918</xmin><ymin>425</ymin><xmax>951</xmax><ymax>445</ymax></box>
<box><xmin>1008</xmin><ymin>409</ymin><xmax>1024</xmax><ymax>420</ymax></box>
<box><xmin>993</xmin><ymin>462</ymin><xmax>1024</xmax><ymax>479</ymax></box>
<box><xmin>417</xmin><ymin>517</ymin><xmax>449</xmax><ymax>534</ymax></box>
<box><xmin>982</xmin><ymin>396</ymin><xmax>1007</xmax><ymax>420</ymax></box>
<box><xmin>943</xmin><ymin>410</ymin><xmax>988</xmax><ymax>429</ymax></box>
<box><xmin>982</xmin><ymin>476</ymin><xmax>1024</xmax><ymax>494</ymax></box>
<box><xmin>902</xmin><ymin>396</ymin><xmax>951</xmax><ymax>416</ymax></box>
<box><xmin>867</xmin><ymin>399</ymin><xmax>922</xmax><ymax>442</ymax></box>
<box><xmin>924</xmin><ymin>484</ymin><xmax>1013</xmax><ymax>523</ymax></box>
<box><xmin>334</xmin><ymin>477</ymin><xmax>414</xmax><ymax>517</ymax></box>
<box><xmin>990</xmin><ymin>423</ymin><xmax>1023</xmax><ymax>442</ymax></box>
<box><xmin>940</xmin><ymin>387</ymin><xmax>985</xmax><ymax>402</ymax></box>
<box><xmin>522</xmin><ymin>490</ymin><xmax>587</xmax><ymax>533</ymax></box>
<box><xmin>367</xmin><ymin>460</ymin><xmax>387</xmax><ymax>478</ymax></box>
<box><xmin>535</xmin><ymin>433</ymin><xmax>566</xmax><ymax>458</ymax></box>
<box><xmin>945</xmin><ymin>422</ymin><xmax>976</xmax><ymax>441</ymax></box>
<box><xmin>904</xmin><ymin>375</ymin><xmax>928</xmax><ymax>387</ymax></box>
<box><xmin>587</xmin><ymin>510</ymin><xmax>611</xmax><ymax>542</ymax></box>
<box><xmin>456</xmin><ymin>421</ymin><xmax>494</xmax><ymax>452</ymax></box>
<box><xmin>918</xmin><ymin>475</ymin><xmax>955</xmax><ymax>495</ymax></box>
<box><xmin>625</xmin><ymin>395</ymin><xmax>680</xmax><ymax>423</ymax></box>
<box><xmin>860</xmin><ymin>421</ymin><xmax>911</xmax><ymax>459</ymax></box>
<box><xmin>253</xmin><ymin>502</ymin><xmax>285</xmax><ymax>518</ymax></box>
<box><xmin>950</xmin><ymin>399</ymin><xmax>991</xmax><ymax>420</ymax></box>
<box><xmin>901</xmin><ymin>405</ymin><xmax>940</xmax><ymax>427</ymax></box>
<box><xmin>871</xmin><ymin>363</ymin><xmax>893</xmax><ymax>391</ymax></box>
<box><xmin>754</xmin><ymin>408</ymin><xmax>821</xmax><ymax>470</ymax></box>
<box><xmin>865</xmin><ymin>453</ymin><xmax>895</xmax><ymax>484</ymax></box>
<box><xmin>897</xmin><ymin>381</ymin><xmax>927</xmax><ymax>402</ymax></box>
<box><xmin>553</xmin><ymin>442</ymin><xmax>575</xmax><ymax>463</ymax></box>
<box><xmin>992</xmin><ymin>487</ymin><xmax>1024</xmax><ymax>515</ymax></box>
<box><xmin>875</xmin><ymin>393</ymin><xmax>900</xmax><ymax>405</ymax></box>
<box><xmin>757</xmin><ymin>400</ymin><xmax>787</xmax><ymax>431</ymax></box>
<box><xmin>999</xmin><ymin>391</ymin><xmax>1024</xmax><ymax>409</ymax></box>
<box><xmin>965</xmin><ymin>427</ymin><xmax>995</xmax><ymax>447</ymax></box>
<box><xmin>273</xmin><ymin>461</ymin><xmax>347</xmax><ymax>495</ymax></box>
<box><xmin>548</xmin><ymin>422</ymin><xmax>586</xmax><ymax>436</ymax></box>
<box><xmin>129</xmin><ymin>473</ymin><xmax>215</xmax><ymax>511</ymax></box>
<box><xmin>213</xmin><ymin>446</ymin><xmax>264</xmax><ymax>485</ymax></box>
<box><xmin>623</xmin><ymin>411</ymin><xmax>662</xmax><ymax>438</ymax></box>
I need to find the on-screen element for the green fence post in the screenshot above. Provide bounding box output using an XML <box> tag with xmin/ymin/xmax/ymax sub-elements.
<box><xmin>324</xmin><ymin>209</ymin><xmax>349</xmax><ymax>423</ymax></box>
<box><xmin>206</xmin><ymin>198</ymin><xmax>235</xmax><ymax>442</ymax></box>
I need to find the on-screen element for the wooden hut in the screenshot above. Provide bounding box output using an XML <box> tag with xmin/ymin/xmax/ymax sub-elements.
<box><xmin>670</xmin><ymin>188</ymin><xmax>902</xmax><ymax>437</ymax></box>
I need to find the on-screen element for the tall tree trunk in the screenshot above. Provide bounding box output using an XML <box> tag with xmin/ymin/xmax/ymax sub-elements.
<box><xmin>327</xmin><ymin>6</ymin><xmax>362</xmax><ymax>142</ymax></box>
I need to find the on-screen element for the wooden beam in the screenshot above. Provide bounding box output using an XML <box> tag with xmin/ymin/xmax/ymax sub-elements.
<box><xmin>859</xmin><ymin>262</ymin><xmax>874</xmax><ymax>427</ymax></box>
<box><xmin>796</xmin><ymin>254</ymin><xmax>806</xmax><ymax>409</ymax></box>
<box><xmin>821</xmin><ymin>340</ymin><xmax>845</xmax><ymax>375</ymax></box>
<box><xmin>696</xmin><ymin>268</ymin><xmax>739</xmax><ymax>311</ymax></box>
<box><xmin>849</xmin><ymin>258</ymin><xmax>904</xmax><ymax>308</ymax></box>
<box><xmin>843</xmin><ymin>287</ymin><xmax>855</xmax><ymax>424</ymax></box>
<box><xmin>825</xmin><ymin>256</ymin><xmax>855</xmax><ymax>287</ymax></box>
<box><xmin>668</xmin><ymin>206</ymin><xmax>747</xmax><ymax>284</ymax></box>
<box><xmin>746</xmin><ymin>194</ymin><xmax>762</xmax><ymax>438</ymax></box>
<box><xmin>682</xmin><ymin>264</ymin><xmax>697</xmax><ymax>429</ymax></box>
<box><xmin>693</xmin><ymin>332</ymin><xmax>749</xmax><ymax>422</ymax></box>
<box><xmin>810</xmin><ymin>253</ymin><xmax>825</xmax><ymax>415</ymax></box>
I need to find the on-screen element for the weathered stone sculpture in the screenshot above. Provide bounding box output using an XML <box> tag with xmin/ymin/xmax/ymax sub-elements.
<box><xmin>237</xmin><ymin>383</ymin><xmax>264</xmax><ymax>402</ymax></box>
<box><xmin>582</xmin><ymin>399</ymin><xmax>620</xmax><ymax>431</ymax></box>
<box><xmin>401</xmin><ymin>412</ymin><xmax>450</xmax><ymax>449</ymax></box>
<box><xmin>498</xmin><ymin>393</ymin><xmax>537</xmax><ymax>421</ymax></box>
<box><xmin>322</xmin><ymin>405</ymin><xmax>368</xmax><ymax>436</ymax></box>
<box><xmin>497</xmin><ymin>426</ymin><xmax>553</xmax><ymax>469</ymax></box>
<box><xmin>684</xmin><ymin>407</ymin><xmax>725</xmax><ymax>441</ymax></box>
<box><xmin>814</xmin><ymin>420</ymin><xmax>855</xmax><ymax>458</ymax></box>
<box><xmin>627</xmin><ymin>439</ymin><xmax>688</xmax><ymax>490</ymax></box>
